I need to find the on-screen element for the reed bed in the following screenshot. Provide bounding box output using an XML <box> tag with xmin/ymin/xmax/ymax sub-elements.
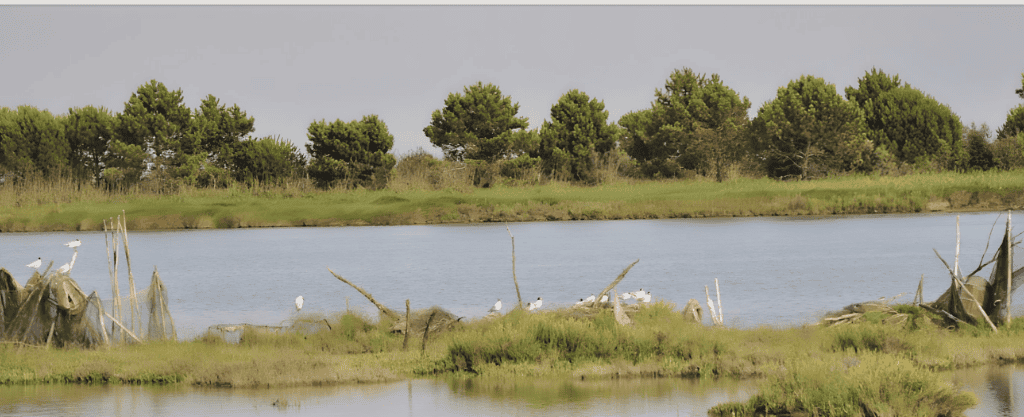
<box><xmin>3</xmin><ymin>169</ymin><xmax>1024</xmax><ymax>232</ymax></box>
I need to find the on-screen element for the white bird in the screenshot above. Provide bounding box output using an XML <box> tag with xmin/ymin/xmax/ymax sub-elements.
<box><xmin>629</xmin><ymin>289</ymin><xmax>646</xmax><ymax>299</ymax></box>
<box><xmin>638</xmin><ymin>291</ymin><xmax>652</xmax><ymax>303</ymax></box>
<box><xmin>599</xmin><ymin>294</ymin><xmax>609</xmax><ymax>303</ymax></box>
<box><xmin>526</xmin><ymin>301</ymin><xmax>536</xmax><ymax>311</ymax></box>
<box><xmin>65</xmin><ymin>239</ymin><xmax>81</xmax><ymax>248</ymax></box>
<box><xmin>58</xmin><ymin>263</ymin><xmax>71</xmax><ymax>274</ymax></box>
<box><xmin>26</xmin><ymin>257</ymin><xmax>41</xmax><ymax>269</ymax></box>
<box><xmin>295</xmin><ymin>296</ymin><xmax>304</xmax><ymax>312</ymax></box>
<box><xmin>621</xmin><ymin>292</ymin><xmax>633</xmax><ymax>300</ymax></box>
<box><xmin>583</xmin><ymin>294</ymin><xmax>596</xmax><ymax>303</ymax></box>
<box><xmin>489</xmin><ymin>299</ymin><xmax>502</xmax><ymax>314</ymax></box>
<box><xmin>574</xmin><ymin>298</ymin><xmax>585</xmax><ymax>307</ymax></box>
<box><xmin>533</xmin><ymin>297</ymin><xmax>542</xmax><ymax>310</ymax></box>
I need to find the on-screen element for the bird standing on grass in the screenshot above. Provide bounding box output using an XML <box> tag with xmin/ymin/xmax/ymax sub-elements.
<box><xmin>26</xmin><ymin>257</ymin><xmax>41</xmax><ymax>269</ymax></box>
<box><xmin>65</xmin><ymin>239</ymin><xmax>81</xmax><ymax>248</ymax></box>
<box><xmin>583</xmin><ymin>294</ymin><xmax>596</xmax><ymax>303</ymax></box>
<box><xmin>489</xmin><ymin>299</ymin><xmax>502</xmax><ymax>314</ymax></box>
<box><xmin>531</xmin><ymin>297</ymin><xmax>543</xmax><ymax>310</ymax></box>
<box><xmin>295</xmin><ymin>296</ymin><xmax>304</xmax><ymax>312</ymax></box>
<box><xmin>599</xmin><ymin>294</ymin><xmax>609</xmax><ymax>303</ymax></box>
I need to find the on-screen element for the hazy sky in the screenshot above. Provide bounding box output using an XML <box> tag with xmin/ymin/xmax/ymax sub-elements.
<box><xmin>2</xmin><ymin>5</ymin><xmax>1023</xmax><ymax>157</ymax></box>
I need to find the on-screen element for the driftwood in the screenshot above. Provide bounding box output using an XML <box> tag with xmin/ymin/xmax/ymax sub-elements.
<box><xmin>591</xmin><ymin>259</ymin><xmax>639</xmax><ymax>308</ymax></box>
<box><xmin>612</xmin><ymin>289</ymin><xmax>631</xmax><ymax>326</ymax></box>
<box><xmin>327</xmin><ymin>268</ymin><xmax>400</xmax><ymax>321</ymax></box>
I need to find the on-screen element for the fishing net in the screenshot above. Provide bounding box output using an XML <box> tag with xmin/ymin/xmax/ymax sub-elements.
<box><xmin>0</xmin><ymin>266</ymin><xmax>176</xmax><ymax>347</ymax></box>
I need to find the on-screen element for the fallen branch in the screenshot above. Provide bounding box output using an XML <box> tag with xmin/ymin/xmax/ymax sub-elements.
<box><xmin>327</xmin><ymin>268</ymin><xmax>400</xmax><ymax>321</ymax></box>
<box><xmin>592</xmin><ymin>259</ymin><xmax>640</xmax><ymax>308</ymax></box>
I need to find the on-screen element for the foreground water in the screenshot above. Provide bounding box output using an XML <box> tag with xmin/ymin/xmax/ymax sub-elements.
<box><xmin>1</xmin><ymin>364</ymin><xmax>1020</xmax><ymax>416</ymax></box>
<box><xmin>0</xmin><ymin>212</ymin><xmax>1017</xmax><ymax>337</ymax></box>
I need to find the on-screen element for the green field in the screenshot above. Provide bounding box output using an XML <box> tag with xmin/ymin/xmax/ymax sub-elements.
<box><xmin>2</xmin><ymin>169</ymin><xmax>1023</xmax><ymax>232</ymax></box>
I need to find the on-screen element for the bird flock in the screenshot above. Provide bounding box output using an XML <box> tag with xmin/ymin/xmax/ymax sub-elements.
<box><xmin>491</xmin><ymin>289</ymin><xmax>652</xmax><ymax>314</ymax></box>
<box><xmin>26</xmin><ymin>239</ymin><xmax>82</xmax><ymax>274</ymax></box>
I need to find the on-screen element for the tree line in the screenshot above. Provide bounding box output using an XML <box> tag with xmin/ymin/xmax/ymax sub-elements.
<box><xmin>3</xmin><ymin>70</ymin><xmax>1024</xmax><ymax>191</ymax></box>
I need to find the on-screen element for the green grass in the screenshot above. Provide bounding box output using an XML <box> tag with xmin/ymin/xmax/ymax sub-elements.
<box><xmin>2</xmin><ymin>169</ymin><xmax>1024</xmax><ymax>232</ymax></box>
<box><xmin>4</xmin><ymin>305</ymin><xmax>1024</xmax><ymax>415</ymax></box>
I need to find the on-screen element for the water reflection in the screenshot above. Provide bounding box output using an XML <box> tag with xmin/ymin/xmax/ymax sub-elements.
<box><xmin>945</xmin><ymin>363</ymin><xmax>1023</xmax><ymax>417</ymax></box>
<box><xmin>0</xmin><ymin>377</ymin><xmax>755</xmax><ymax>416</ymax></box>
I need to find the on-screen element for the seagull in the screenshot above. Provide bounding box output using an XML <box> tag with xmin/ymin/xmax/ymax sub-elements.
<box><xmin>574</xmin><ymin>298</ymin><xmax>585</xmax><ymax>307</ymax></box>
<box><xmin>26</xmin><ymin>257</ymin><xmax>41</xmax><ymax>269</ymax></box>
<box><xmin>58</xmin><ymin>263</ymin><xmax>71</xmax><ymax>274</ymax></box>
<box><xmin>639</xmin><ymin>291</ymin><xmax>652</xmax><ymax>303</ymax></box>
<box><xmin>629</xmin><ymin>289</ymin><xmax>646</xmax><ymax>299</ymax></box>
<box><xmin>533</xmin><ymin>297</ymin><xmax>542</xmax><ymax>310</ymax></box>
<box><xmin>526</xmin><ymin>300</ymin><xmax>536</xmax><ymax>311</ymax></box>
<box><xmin>583</xmin><ymin>294</ymin><xmax>596</xmax><ymax>303</ymax></box>
<box><xmin>621</xmin><ymin>292</ymin><xmax>633</xmax><ymax>300</ymax></box>
<box><xmin>599</xmin><ymin>294</ymin><xmax>609</xmax><ymax>303</ymax></box>
<box><xmin>65</xmin><ymin>239</ymin><xmax>81</xmax><ymax>248</ymax></box>
<box><xmin>489</xmin><ymin>299</ymin><xmax>502</xmax><ymax>314</ymax></box>
<box><xmin>295</xmin><ymin>295</ymin><xmax>304</xmax><ymax>312</ymax></box>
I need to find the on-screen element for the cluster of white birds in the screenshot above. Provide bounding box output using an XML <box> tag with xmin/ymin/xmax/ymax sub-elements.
<box><xmin>625</xmin><ymin>288</ymin><xmax>652</xmax><ymax>303</ymax></box>
<box><xmin>27</xmin><ymin>239</ymin><xmax>82</xmax><ymax>274</ymax></box>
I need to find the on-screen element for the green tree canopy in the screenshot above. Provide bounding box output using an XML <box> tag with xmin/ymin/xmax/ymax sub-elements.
<box><xmin>750</xmin><ymin>75</ymin><xmax>872</xmax><ymax>180</ymax></box>
<box><xmin>185</xmin><ymin>94</ymin><xmax>255</xmax><ymax>166</ymax></box>
<box><xmin>846</xmin><ymin>69</ymin><xmax>963</xmax><ymax>165</ymax></box>
<box><xmin>964</xmin><ymin>122</ymin><xmax>994</xmax><ymax>171</ymax></box>
<box><xmin>232</xmin><ymin>135</ymin><xmax>307</xmax><ymax>184</ymax></box>
<box><xmin>65</xmin><ymin>105</ymin><xmax>116</xmax><ymax>181</ymax></box>
<box><xmin>0</xmin><ymin>106</ymin><xmax>69</xmax><ymax>179</ymax></box>
<box><xmin>115</xmin><ymin>80</ymin><xmax>190</xmax><ymax>161</ymax></box>
<box><xmin>306</xmin><ymin>115</ymin><xmax>396</xmax><ymax>188</ymax></box>
<box><xmin>997</xmin><ymin>105</ymin><xmax>1024</xmax><ymax>140</ymax></box>
<box><xmin>536</xmin><ymin>89</ymin><xmax>618</xmax><ymax>182</ymax></box>
<box><xmin>423</xmin><ymin>82</ymin><xmax>532</xmax><ymax>162</ymax></box>
<box><xmin>619</xmin><ymin>68</ymin><xmax>751</xmax><ymax>180</ymax></box>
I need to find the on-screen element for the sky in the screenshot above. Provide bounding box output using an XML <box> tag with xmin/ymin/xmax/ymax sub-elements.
<box><xmin>1</xmin><ymin>5</ymin><xmax>1023</xmax><ymax>158</ymax></box>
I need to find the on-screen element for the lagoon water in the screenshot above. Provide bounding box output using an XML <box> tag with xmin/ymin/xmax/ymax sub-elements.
<box><xmin>1</xmin><ymin>212</ymin><xmax>1021</xmax><ymax>415</ymax></box>
<box><xmin>0</xmin><ymin>212</ymin><xmax>1015</xmax><ymax>336</ymax></box>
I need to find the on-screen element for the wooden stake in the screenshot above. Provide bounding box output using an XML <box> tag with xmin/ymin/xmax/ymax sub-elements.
<box><xmin>955</xmin><ymin>215</ymin><xmax>961</xmax><ymax>279</ymax></box>
<box><xmin>421</xmin><ymin>310</ymin><xmax>437</xmax><ymax>353</ymax></box>
<box><xmin>1007</xmin><ymin>211</ymin><xmax>1013</xmax><ymax>325</ymax></box>
<box><xmin>506</xmin><ymin>225</ymin><xmax>523</xmax><ymax>309</ymax></box>
<box><xmin>705</xmin><ymin>285</ymin><xmax>721</xmax><ymax>326</ymax></box>
<box><xmin>121</xmin><ymin>211</ymin><xmax>141</xmax><ymax>334</ymax></box>
<box><xmin>715</xmin><ymin>278</ymin><xmax>724</xmax><ymax>325</ymax></box>
<box><xmin>403</xmin><ymin>299</ymin><xmax>410</xmax><ymax>351</ymax></box>
<box><xmin>915</xmin><ymin>274</ymin><xmax>924</xmax><ymax>306</ymax></box>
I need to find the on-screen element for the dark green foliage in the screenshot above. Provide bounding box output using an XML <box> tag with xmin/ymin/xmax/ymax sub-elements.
<box><xmin>536</xmin><ymin>89</ymin><xmax>619</xmax><ymax>183</ymax></box>
<box><xmin>991</xmin><ymin>131</ymin><xmax>1024</xmax><ymax>169</ymax></box>
<box><xmin>184</xmin><ymin>94</ymin><xmax>255</xmax><ymax>167</ymax></box>
<box><xmin>620</xmin><ymin>68</ymin><xmax>751</xmax><ymax>180</ymax></box>
<box><xmin>423</xmin><ymin>82</ymin><xmax>533</xmax><ymax>162</ymax></box>
<box><xmin>964</xmin><ymin>123</ymin><xmax>995</xmax><ymax>171</ymax></box>
<box><xmin>0</xmin><ymin>106</ymin><xmax>69</xmax><ymax>179</ymax></box>
<box><xmin>750</xmin><ymin>75</ymin><xmax>872</xmax><ymax>179</ymax></box>
<box><xmin>306</xmin><ymin>115</ymin><xmax>396</xmax><ymax>188</ymax></box>
<box><xmin>846</xmin><ymin>69</ymin><xmax>965</xmax><ymax>170</ymax></box>
<box><xmin>102</xmin><ymin>140</ymin><xmax>148</xmax><ymax>190</ymax></box>
<box><xmin>231</xmin><ymin>135</ymin><xmax>307</xmax><ymax>184</ymax></box>
<box><xmin>64</xmin><ymin>105</ymin><xmax>116</xmax><ymax>182</ymax></box>
<box><xmin>115</xmin><ymin>80</ymin><xmax>191</xmax><ymax>160</ymax></box>
<box><xmin>997</xmin><ymin>105</ymin><xmax>1024</xmax><ymax>140</ymax></box>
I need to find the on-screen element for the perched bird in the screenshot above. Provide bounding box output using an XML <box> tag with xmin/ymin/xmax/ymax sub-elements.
<box><xmin>526</xmin><ymin>301</ymin><xmax>536</xmax><ymax>311</ymax></box>
<box><xmin>574</xmin><ymin>298</ymin><xmax>585</xmax><ymax>307</ymax></box>
<box><xmin>295</xmin><ymin>295</ymin><xmax>304</xmax><ymax>312</ymax></box>
<box><xmin>533</xmin><ymin>297</ymin><xmax>543</xmax><ymax>310</ymax></box>
<box><xmin>489</xmin><ymin>299</ymin><xmax>502</xmax><ymax>314</ymax></box>
<box><xmin>58</xmin><ymin>263</ymin><xmax>71</xmax><ymax>274</ymax></box>
<box><xmin>599</xmin><ymin>294</ymin><xmax>609</xmax><ymax>303</ymax></box>
<box><xmin>26</xmin><ymin>257</ymin><xmax>41</xmax><ymax>269</ymax></box>
<box><xmin>583</xmin><ymin>294</ymin><xmax>596</xmax><ymax>303</ymax></box>
<box><xmin>65</xmin><ymin>239</ymin><xmax>81</xmax><ymax>248</ymax></box>
<box><xmin>621</xmin><ymin>292</ymin><xmax>633</xmax><ymax>300</ymax></box>
<box><xmin>638</xmin><ymin>291</ymin><xmax>652</xmax><ymax>303</ymax></box>
<box><xmin>629</xmin><ymin>289</ymin><xmax>646</xmax><ymax>299</ymax></box>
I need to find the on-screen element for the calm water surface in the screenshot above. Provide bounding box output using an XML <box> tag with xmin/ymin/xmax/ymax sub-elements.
<box><xmin>0</xmin><ymin>212</ymin><xmax>1015</xmax><ymax>336</ymax></box>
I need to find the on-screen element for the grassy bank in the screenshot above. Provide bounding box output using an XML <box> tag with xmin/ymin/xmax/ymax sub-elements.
<box><xmin>2</xmin><ymin>169</ymin><xmax>1023</xmax><ymax>232</ymax></box>
<box><xmin>4</xmin><ymin>305</ymin><xmax>1024</xmax><ymax>415</ymax></box>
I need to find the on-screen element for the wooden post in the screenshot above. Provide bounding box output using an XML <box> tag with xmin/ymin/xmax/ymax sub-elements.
<box><xmin>506</xmin><ymin>225</ymin><xmax>523</xmax><ymax>309</ymax></box>
<box><xmin>915</xmin><ymin>274</ymin><xmax>924</xmax><ymax>306</ymax></box>
<box><xmin>421</xmin><ymin>310</ymin><xmax>437</xmax><ymax>353</ymax></box>
<box><xmin>715</xmin><ymin>278</ymin><xmax>724</xmax><ymax>325</ymax></box>
<box><xmin>403</xmin><ymin>299</ymin><xmax>410</xmax><ymax>351</ymax></box>
<box><xmin>1007</xmin><ymin>211</ymin><xmax>1013</xmax><ymax>325</ymax></box>
<box><xmin>121</xmin><ymin>211</ymin><xmax>141</xmax><ymax>334</ymax></box>
<box><xmin>955</xmin><ymin>215</ymin><xmax>961</xmax><ymax>279</ymax></box>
